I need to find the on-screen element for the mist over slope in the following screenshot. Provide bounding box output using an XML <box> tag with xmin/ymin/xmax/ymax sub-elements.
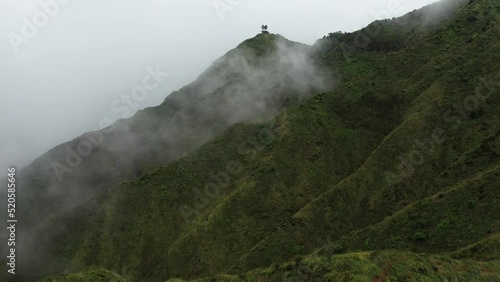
<box><xmin>5</xmin><ymin>0</ymin><xmax>500</xmax><ymax>281</ymax></box>
<box><xmin>3</xmin><ymin>34</ymin><xmax>332</xmax><ymax>229</ymax></box>
<box><xmin>2</xmin><ymin>33</ymin><xmax>335</xmax><ymax>282</ymax></box>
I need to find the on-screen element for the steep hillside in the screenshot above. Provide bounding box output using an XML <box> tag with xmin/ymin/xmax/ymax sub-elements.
<box><xmin>11</xmin><ymin>0</ymin><xmax>500</xmax><ymax>281</ymax></box>
<box><xmin>175</xmin><ymin>251</ymin><xmax>500</xmax><ymax>282</ymax></box>
<box><xmin>45</xmin><ymin>251</ymin><xmax>500</xmax><ymax>282</ymax></box>
<box><xmin>3</xmin><ymin>34</ymin><xmax>331</xmax><ymax>243</ymax></box>
<box><xmin>229</xmin><ymin>0</ymin><xmax>500</xmax><ymax>273</ymax></box>
<box><xmin>43</xmin><ymin>267</ymin><xmax>126</xmax><ymax>282</ymax></box>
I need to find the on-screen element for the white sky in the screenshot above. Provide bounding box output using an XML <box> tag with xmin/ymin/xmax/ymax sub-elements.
<box><xmin>0</xmin><ymin>0</ymin><xmax>440</xmax><ymax>170</ymax></box>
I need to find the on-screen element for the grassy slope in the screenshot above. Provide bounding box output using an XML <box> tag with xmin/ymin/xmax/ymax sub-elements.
<box><xmin>317</xmin><ymin>163</ymin><xmax>500</xmax><ymax>259</ymax></box>
<box><xmin>45</xmin><ymin>251</ymin><xmax>500</xmax><ymax>282</ymax></box>
<box><xmin>11</xmin><ymin>33</ymin><xmax>308</xmax><ymax>231</ymax></box>
<box><xmin>179</xmin><ymin>251</ymin><xmax>500</xmax><ymax>282</ymax></box>
<box><xmin>42</xmin><ymin>267</ymin><xmax>126</xmax><ymax>282</ymax></box>
<box><xmin>28</xmin><ymin>0</ymin><xmax>500</xmax><ymax>281</ymax></box>
<box><xmin>229</xmin><ymin>0</ymin><xmax>500</xmax><ymax>273</ymax></box>
<box><xmin>29</xmin><ymin>91</ymin><xmax>385</xmax><ymax>281</ymax></box>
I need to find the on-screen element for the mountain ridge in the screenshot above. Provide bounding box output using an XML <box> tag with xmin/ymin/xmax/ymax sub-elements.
<box><xmin>5</xmin><ymin>0</ymin><xmax>500</xmax><ymax>281</ymax></box>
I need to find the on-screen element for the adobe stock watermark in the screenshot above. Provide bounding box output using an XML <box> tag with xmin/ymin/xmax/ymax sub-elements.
<box><xmin>8</xmin><ymin>0</ymin><xmax>73</xmax><ymax>54</ymax></box>
<box><xmin>385</xmin><ymin>76</ymin><xmax>499</xmax><ymax>186</ymax></box>
<box><xmin>213</xmin><ymin>0</ymin><xmax>245</xmax><ymax>21</ymax></box>
<box><xmin>50</xmin><ymin>65</ymin><xmax>170</xmax><ymax>182</ymax></box>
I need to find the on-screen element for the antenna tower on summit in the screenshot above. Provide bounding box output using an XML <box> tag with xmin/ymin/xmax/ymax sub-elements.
<box><xmin>261</xmin><ymin>25</ymin><xmax>269</xmax><ymax>34</ymax></box>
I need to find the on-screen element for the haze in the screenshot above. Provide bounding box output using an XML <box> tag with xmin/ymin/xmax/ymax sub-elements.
<box><xmin>0</xmin><ymin>0</ymin><xmax>439</xmax><ymax>171</ymax></box>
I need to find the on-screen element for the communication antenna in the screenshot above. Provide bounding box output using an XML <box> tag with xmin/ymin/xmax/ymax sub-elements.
<box><xmin>261</xmin><ymin>25</ymin><xmax>269</xmax><ymax>34</ymax></box>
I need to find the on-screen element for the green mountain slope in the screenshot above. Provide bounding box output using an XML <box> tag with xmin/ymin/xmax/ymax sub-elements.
<box><xmin>8</xmin><ymin>33</ymin><xmax>328</xmax><ymax>231</ymax></box>
<box><xmin>43</xmin><ymin>267</ymin><xmax>126</xmax><ymax>282</ymax></box>
<box><xmin>13</xmin><ymin>0</ymin><xmax>500</xmax><ymax>281</ymax></box>
<box><xmin>45</xmin><ymin>252</ymin><xmax>500</xmax><ymax>282</ymax></box>
<box><xmin>229</xmin><ymin>0</ymin><xmax>500</xmax><ymax>273</ymax></box>
<box><xmin>174</xmin><ymin>251</ymin><xmax>500</xmax><ymax>282</ymax></box>
<box><xmin>316</xmin><ymin>163</ymin><xmax>500</xmax><ymax>259</ymax></box>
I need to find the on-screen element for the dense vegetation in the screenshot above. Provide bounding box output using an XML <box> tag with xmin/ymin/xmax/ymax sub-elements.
<box><xmin>7</xmin><ymin>0</ymin><xmax>500</xmax><ymax>281</ymax></box>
